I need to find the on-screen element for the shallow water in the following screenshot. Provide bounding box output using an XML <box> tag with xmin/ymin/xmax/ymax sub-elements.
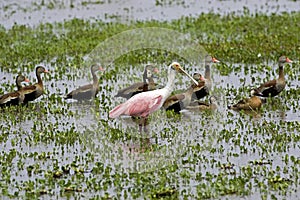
<box><xmin>1</xmin><ymin>60</ymin><xmax>299</xmax><ymax>198</ymax></box>
<box><xmin>1</xmin><ymin>0</ymin><xmax>300</xmax><ymax>28</ymax></box>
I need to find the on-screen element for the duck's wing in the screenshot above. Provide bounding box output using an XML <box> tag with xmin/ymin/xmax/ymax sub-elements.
<box><xmin>163</xmin><ymin>94</ymin><xmax>185</xmax><ymax>108</ymax></box>
<box><xmin>65</xmin><ymin>84</ymin><xmax>93</xmax><ymax>100</ymax></box>
<box><xmin>115</xmin><ymin>82</ymin><xmax>146</xmax><ymax>98</ymax></box>
<box><xmin>21</xmin><ymin>85</ymin><xmax>37</xmax><ymax>95</ymax></box>
<box><xmin>0</xmin><ymin>92</ymin><xmax>20</xmax><ymax>105</ymax></box>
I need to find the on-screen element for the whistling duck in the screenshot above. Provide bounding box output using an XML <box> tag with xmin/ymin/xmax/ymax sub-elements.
<box><xmin>64</xmin><ymin>64</ymin><xmax>104</xmax><ymax>101</ymax></box>
<box><xmin>22</xmin><ymin>66</ymin><xmax>48</xmax><ymax>103</ymax></box>
<box><xmin>0</xmin><ymin>75</ymin><xmax>30</xmax><ymax>106</ymax></box>
<box><xmin>228</xmin><ymin>96</ymin><xmax>262</xmax><ymax>111</ymax></box>
<box><xmin>251</xmin><ymin>56</ymin><xmax>292</xmax><ymax>97</ymax></box>
<box><xmin>109</xmin><ymin>62</ymin><xmax>199</xmax><ymax>132</ymax></box>
<box><xmin>187</xmin><ymin>96</ymin><xmax>218</xmax><ymax>111</ymax></box>
<box><xmin>163</xmin><ymin>73</ymin><xmax>205</xmax><ymax>113</ymax></box>
<box><xmin>115</xmin><ymin>64</ymin><xmax>159</xmax><ymax>99</ymax></box>
<box><xmin>192</xmin><ymin>55</ymin><xmax>220</xmax><ymax>100</ymax></box>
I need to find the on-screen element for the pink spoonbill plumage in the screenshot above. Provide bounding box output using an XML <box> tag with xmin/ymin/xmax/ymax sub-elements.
<box><xmin>109</xmin><ymin>62</ymin><xmax>199</xmax><ymax>131</ymax></box>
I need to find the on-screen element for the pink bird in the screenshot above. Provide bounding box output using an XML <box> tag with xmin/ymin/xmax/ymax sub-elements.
<box><xmin>109</xmin><ymin>62</ymin><xmax>198</xmax><ymax>132</ymax></box>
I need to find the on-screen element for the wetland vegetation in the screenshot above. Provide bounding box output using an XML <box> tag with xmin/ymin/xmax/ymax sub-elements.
<box><xmin>0</xmin><ymin>4</ymin><xmax>300</xmax><ymax>199</ymax></box>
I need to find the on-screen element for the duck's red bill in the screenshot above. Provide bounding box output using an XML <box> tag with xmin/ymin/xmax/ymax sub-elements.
<box><xmin>212</xmin><ymin>57</ymin><xmax>220</xmax><ymax>63</ymax></box>
<box><xmin>286</xmin><ymin>57</ymin><xmax>293</xmax><ymax>63</ymax></box>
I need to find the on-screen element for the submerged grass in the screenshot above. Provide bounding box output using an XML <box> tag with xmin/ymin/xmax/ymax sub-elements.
<box><xmin>0</xmin><ymin>11</ymin><xmax>300</xmax><ymax>199</ymax></box>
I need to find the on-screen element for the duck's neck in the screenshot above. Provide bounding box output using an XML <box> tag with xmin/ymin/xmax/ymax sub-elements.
<box><xmin>186</xmin><ymin>84</ymin><xmax>195</xmax><ymax>96</ymax></box>
<box><xmin>92</xmin><ymin>70</ymin><xmax>98</xmax><ymax>85</ymax></box>
<box><xmin>16</xmin><ymin>78</ymin><xmax>22</xmax><ymax>90</ymax></box>
<box><xmin>143</xmin><ymin>71</ymin><xmax>148</xmax><ymax>83</ymax></box>
<box><xmin>204</xmin><ymin>64</ymin><xmax>210</xmax><ymax>79</ymax></box>
<box><xmin>278</xmin><ymin>64</ymin><xmax>284</xmax><ymax>80</ymax></box>
<box><xmin>36</xmin><ymin>69</ymin><xmax>43</xmax><ymax>85</ymax></box>
<box><xmin>164</xmin><ymin>67</ymin><xmax>176</xmax><ymax>96</ymax></box>
<box><xmin>147</xmin><ymin>77</ymin><xmax>154</xmax><ymax>84</ymax></box>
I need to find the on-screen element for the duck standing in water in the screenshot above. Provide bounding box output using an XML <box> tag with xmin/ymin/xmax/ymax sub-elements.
<box><xmin>115</xmin><ymin>64</ymin><xmax>159</xmax><ymax>99</ymax></box>
<box><xmin>109</xmin><ymin>62</ymin><xmax>198</xmax><ymax>132</ymax></box>
<box><xmin>251</xmin><ymin>56</ymin><xmax>292</xmax><ymax>97</ymax></box>
<box><xmin>192</xmin><ymin>55</ymin><xmax>220</xmax><ymax>100</ymax></box>
<box><xmin>163</xmin><ymin>73</ymin><xmax>206</xmax><ymax>113</ymax></box>
<box><xmin>0</xmin><ymin>75</ymin><xmax>30</xmax><ymax>107</ymax></box>
<box><xmin>228</xmin><ymin>96</ymin><xmax>262</xmax><ymax>111</ymax></box>
<box><xmin>187</xmin><ymin>96</ymin><xmax>218</xmax><ymax>111</ymax></box>
<box><xmin>21</xmin><ymin>66</ymin><xmax>49</xmax><ymax>103</ymax></box>
<box><xmin>64</xmin><ymin>64</ymin><xmax>104</xmax><ymax>101</ymax></box>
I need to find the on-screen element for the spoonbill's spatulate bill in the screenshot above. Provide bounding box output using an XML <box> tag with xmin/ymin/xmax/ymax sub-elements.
<box><xmin>109</xmin><ymin>62</ymin><xmax>198</xmax><ymax>120</ymax></box>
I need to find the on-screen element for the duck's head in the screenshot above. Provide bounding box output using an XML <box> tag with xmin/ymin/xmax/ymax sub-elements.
<box><xmin>279</xmin><ymin>56</ymin><xmax>292</xmax><ymax>65</ymax></box>
<box><xmin>91</xmin><ymin>64</ymin><xmax>104</xmax><ymax>73</ymax></box>
<box><xmin>17</xmin><ymin>75</ymin><xmax>30</xmax><ymax>83</ymax></box>
<box><xmin>36</xmin><ymin>66</ymin><xmax>49</xmax><ymax>74</ymax></box>
<box><xmin>144</xmin><ymin>64</ymin><xmax>159</xmax><ymax>79</ymax></box>
<box><xmin>205</xmin><ymin>55</ymin><xmax>220</xmax><ymax>64</ymax></box>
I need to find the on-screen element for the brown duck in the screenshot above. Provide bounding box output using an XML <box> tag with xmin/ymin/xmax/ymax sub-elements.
<box><xmin>115</xmin><ymin>64</ymin><xmax>159</xmax><ymax>99</ymax></box>
<box><xmin>187</xmin><ymin>96</ymin><xmax>218</xmax><ymax>111</ymax></box>
<box><xmin>22</xmin><ymin>66</ymin><xmax>48</xmax><ymax>103</ymax></box>
<box><xmin>64</xmin><ymin>64</ymin><xmax>104</xmax><ymax>101</ymax></box>
<box><xmin>228</xmin><ymin>96</ymin><xmax>262</xmax><ymax>111</ymax></box>
<box><xmin>192</xmin><ymin>55</ymin><xmax>220</xmax><ymax>100</ymax></box>
<box><xmin>163</xmin><ymin>73</ymin><xmax>205</xmax><ymax>113</ymax></box>
<box><xmin>251</xmin><ymin>56</ymin><xmax>292</xmax><ymax>97</ymax></box>
<box><xmin>0</xmin><ymin>75</ymin><xmax>30</xmax><ymax>106</ymax></box>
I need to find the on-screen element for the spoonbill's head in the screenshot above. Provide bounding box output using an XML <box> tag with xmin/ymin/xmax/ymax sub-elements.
<box><xmin>169</xmin><ymin>62</ymin><xmax>199</xmax><ymax>85</ymax></box>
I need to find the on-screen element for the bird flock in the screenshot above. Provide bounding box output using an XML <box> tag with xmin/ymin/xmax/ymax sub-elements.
<box><xmin>0</xmin><ymin>55</ymin><xmax>292</xmax><ymax>130</ymax></box>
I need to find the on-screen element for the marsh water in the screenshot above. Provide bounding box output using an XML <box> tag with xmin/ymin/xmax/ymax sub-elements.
<box><xmin>1</xmin><ymin>0</ymin><xmax>300</xmax><ymax>198</ymax></box>
<box><xmin>1</xmin><ymin>0</ymin><xmax>300</xmax><ymax>28</ymax></box>
<box><xmin>1</xmin><ymin>60</ymin><xmax>300</xmax><ymax>198</ymax></box>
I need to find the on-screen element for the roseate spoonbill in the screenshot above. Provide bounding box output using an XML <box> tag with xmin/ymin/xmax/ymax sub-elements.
<box><xmin>109</xmin><ymin>62</ymin><xmax>198</xmax><ymax>132</ymax></box>
<box><xmin>115</xmin><ymin>64</ymin><xmax>159</xmax><ymax>99</ymax></box>
<box><xmin>0</xmin><ymin>75</ymin><xmax>30</xmax><ymax>106</ymax></box>
<box><xmin>64</xmin><ymin>64</ymin><xmax>104</xmax><ymax>101</ymax></box>
<box><xmin>192</xmin><ymin>55</ymin><xmax>220</xmax><ymax>100</ymax></box>
<box><xmin>22</xmin><ymin>66</ymin><xmax>48</xmax><ymax>103</ymax></box>
<box><xmin>163</xmin><ymin>73</ymin><xmax>205</xmax><ymax>113</ymax></box>
<box><xmin>251</xmin><ymin>56</ymin><xmax>292</xmax><ymax>97</ymax></box>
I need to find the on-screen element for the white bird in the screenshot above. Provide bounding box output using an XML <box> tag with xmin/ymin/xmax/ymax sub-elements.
<box><xmin>109</xmin><ymin>62</ymin><xmax>198</xmax><ymax>132</ymax></box>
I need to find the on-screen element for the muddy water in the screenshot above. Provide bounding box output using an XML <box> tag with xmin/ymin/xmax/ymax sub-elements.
<box><xmin>1</xmin><ymin>0</ymin><xmax>300</xmax><ymax>28</ymax></box>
